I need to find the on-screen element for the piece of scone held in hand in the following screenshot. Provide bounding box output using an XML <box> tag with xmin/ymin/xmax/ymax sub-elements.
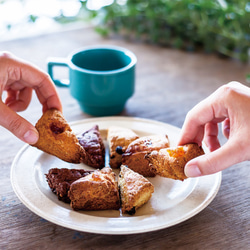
<box><xmin>32</xmin><ymin>109</ymin><xmax>86</xmax><ymax>163</ymax></box>
<box><xmin>145</xmin><ymin>143</ymin><xmax>204</xmax><ymax>181</ymax></box>
<box><xmin>122</xmin><ymin>134</ymin><xmax>170</xmax><ymax>177</ymax></box>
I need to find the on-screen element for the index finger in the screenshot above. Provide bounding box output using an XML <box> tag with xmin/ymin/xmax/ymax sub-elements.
<box><xmin>2</xmin><ymin>52</ymin><xmax>62</xmax><ymax>112</ymax></box>
<box><xmin>178</xmin><ymin>87</ymin><xmax>228</xmax><ymax>146</ymax></box>
<box><xmin>33</xmin><ymin>73</ymin><xmax>62</xmax><ymax>113</ymax></box>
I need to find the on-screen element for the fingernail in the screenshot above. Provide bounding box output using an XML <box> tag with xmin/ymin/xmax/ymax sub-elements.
<box><xmin>24</xmin><ymin>130</ymin><xmax>39</xmax><ymax>144</ymax></box>
<box><xmin>185</xmin><ymin>164</ymin><xmax>202</xmax><ymax>177</ymax></box>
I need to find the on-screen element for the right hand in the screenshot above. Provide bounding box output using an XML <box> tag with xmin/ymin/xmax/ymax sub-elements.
<box><xmin>178</xmin><ymin>81</ymin><xmax>250</xmax><ymax>177</ymax></box>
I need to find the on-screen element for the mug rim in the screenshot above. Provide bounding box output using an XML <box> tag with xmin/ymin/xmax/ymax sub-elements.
<box><xmin>68</xmin><ymin>45</ymin><xmax>137</xmax><ymax>74</ymax></box>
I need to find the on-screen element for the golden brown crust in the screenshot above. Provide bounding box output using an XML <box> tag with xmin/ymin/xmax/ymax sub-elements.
<box><xmin>122</xmin><ymin>134</ymin><xmax>170</xmax><ymax>177</ymax></box>
<box><xmin>32</xmin><ymin>109</ymin><xmax>85</xmax><ymax>163</ymax></box>
<box><xmin>118</xmin><ymin>165</ymin><xmax>154</xmax><ymax>215</ymax></box>
<box><xmin>78</xmin><ymin>125</ymin><xmax>105</xmax><ymax>168</ymax></box>
<box><xmin>145</xmin><ymin>143</ymin><xmax>205</xmax><ymax>181</ymax></box>
<box><xmin>68</xmin><ymin>167</ymin><xmax>120</xmax><ymax>211</ymax></box>
<box><xmin>107</xmin><ymin>126</ymin><xmax>139</xmax><ymax>168</ymax></box>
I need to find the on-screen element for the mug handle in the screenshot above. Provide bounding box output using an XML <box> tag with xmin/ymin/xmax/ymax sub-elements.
<box><xmin>47</xmin><ymin>57</ymin><xmax>69</xmax><ymax>87</ymax></box>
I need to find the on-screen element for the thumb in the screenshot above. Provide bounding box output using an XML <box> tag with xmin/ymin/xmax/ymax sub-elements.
<box><xmin>184</xmin><ymin>141</ymin><xmax>244</xmax><ymax>177</ymax></box>
<box><xmin>0</xmin><ymin>102</ymin><xmax>39</xmax><ymax>144</ymax></box>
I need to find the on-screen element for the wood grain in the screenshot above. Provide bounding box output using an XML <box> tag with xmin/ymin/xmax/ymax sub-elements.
<box><xmin>0</xmin><ymin>27</ymin><xmax>249</xmax><ymax>250</ymax></box>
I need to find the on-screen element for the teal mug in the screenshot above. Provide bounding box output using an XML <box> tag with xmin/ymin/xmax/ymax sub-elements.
<box><xmin>47</xmin><ymin>45</ymin><xmax>137</xmax><ymax>116</ymax></box>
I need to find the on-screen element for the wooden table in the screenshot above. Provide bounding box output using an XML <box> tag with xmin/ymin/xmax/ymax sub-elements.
<box><xmin>0</xmin><ymin>27</ymin><xmax>249</xmax><ymax>249</ymax></box>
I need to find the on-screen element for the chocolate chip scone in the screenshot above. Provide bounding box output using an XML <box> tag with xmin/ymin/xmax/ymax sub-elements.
<box><xmin>107</xmin><ymin>126</ymin><xmax>139</xmax><ymax>168</ymax></box>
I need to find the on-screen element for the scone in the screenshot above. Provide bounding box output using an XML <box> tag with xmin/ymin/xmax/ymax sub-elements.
<box><xmin>122</xmin><ymin>134</ymin><xmax>170</xmax><ymax>177</ymax></box>
<box><xmin>107</xmin><ymin>126</ymin><xmax>139</xmax><ymax>168</ymax></box>
<box><xmin>145</xmin><ymin>143</ymin><xmax>205</xmax><ymax>181</ymax></box>
<box><xmin>118</xmin><ymin>165</ymin><xmax>154</xmax><ymax>215</ymax></box>
<box><xmin>33</xmin><ymin>109</ymin><xmax>86</xmax><ymax>163</ymax></box>
<box><xmin>78</xmin><ymin>125</ymin><xmax>105</xmax><ymax>168</ymax></box>
<box><xmin>68</xmin><ymin>167</ymin><xmax>120</xmax><ymax>210</ymax></box>
<box><xmin>45</xmin><ymin>168</ymin><xmax>93</xmax><ymax>203</ymax></box>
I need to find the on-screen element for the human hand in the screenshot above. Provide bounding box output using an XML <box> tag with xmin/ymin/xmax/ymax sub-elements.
<box><xmin>178</xmin><ymin>81</ymin><xmax>250</xmax><ymax>177</ymax></box>
<box><xmin>0</xmin><ymin>52</ymin><xmax>62</xmax><ymax>144</ymax></box>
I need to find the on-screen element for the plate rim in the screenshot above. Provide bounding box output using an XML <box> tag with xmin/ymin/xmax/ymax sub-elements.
<box><xmin>10</xmin><ymin>116</ymin><xmax>222</xmax><ymax>235</ymax></box>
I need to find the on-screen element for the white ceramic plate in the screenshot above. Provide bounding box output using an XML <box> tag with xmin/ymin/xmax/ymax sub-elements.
<box><xmin>11</xmin><ymin>117</ymin><xmax>221</xmax><ymax>235</ymax></box>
